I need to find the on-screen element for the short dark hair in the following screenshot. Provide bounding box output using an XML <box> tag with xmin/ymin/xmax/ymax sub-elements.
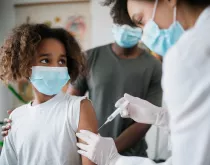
<box><xmin>103</xmin><ymin>0</ymin><xmax>210</xmax><ymax>25</ymax></box>
<box><xmin>103</xmin><ymin>0</ymin><xmax>135</xmax><ymax>26</ymax></box>
<box><xmin>0</xmin><ymin>24</ymin><xmax>86</xmax><ymax>83</ymax></box>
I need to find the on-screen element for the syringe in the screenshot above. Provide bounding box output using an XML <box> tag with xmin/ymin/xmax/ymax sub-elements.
<box><xmin>98</xmin><ymin>101</ymin><xmax>129</xmax><ymax>131</ymax></box>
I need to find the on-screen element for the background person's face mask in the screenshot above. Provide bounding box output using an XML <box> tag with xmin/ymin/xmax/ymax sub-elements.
<box><xmin>112</xmin><ymin>24</ymin><xmax>142</xmax><ymax>48</ymax></box>
<box><xmin>30</xmin><ymin>66</ymin><xmax>70</xmax><ymax>96</ymax></box>
<box><xmin>141</xmin><ymin>0</ymin><xmax>184</xmax><ymax>56</ymax></box>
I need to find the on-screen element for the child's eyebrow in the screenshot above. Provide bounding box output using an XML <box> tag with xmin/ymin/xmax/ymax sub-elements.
<box><xmin>38</xmin><ymin>53</ymin><xmax>67</xmax><ymax>58</ymax></box>
<box><xmin>38</xmin><ymin>53</ymin><xmax>50</xmax><ymax>57</ymax></box>
<box><xmin>60</xmin><ymin>54</ymin><xmax>67</xmax><ymax>58</ymax></box>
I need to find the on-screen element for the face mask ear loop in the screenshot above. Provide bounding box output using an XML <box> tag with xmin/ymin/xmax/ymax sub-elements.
<box><xmin>152</xmin><ymin>0</ymin><xmax>159</xmax><ymax>20</ymax></box>
<box><xmin>173</xmin><ymin>6</ymin><xmax>177</xmax><ymax>23</ymax></box>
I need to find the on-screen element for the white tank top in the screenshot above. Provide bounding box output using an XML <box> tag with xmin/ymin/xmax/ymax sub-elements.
<box><xmin>0</xmin><ymin>92</ymin><xmax>86</xmax><ymax>165</ymax></box>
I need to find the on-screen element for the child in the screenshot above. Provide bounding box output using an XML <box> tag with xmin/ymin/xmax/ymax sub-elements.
<box><xmin>0</xmin><ymin>24</ymin><xmax>97</xmax><ymax>165</ymax></box>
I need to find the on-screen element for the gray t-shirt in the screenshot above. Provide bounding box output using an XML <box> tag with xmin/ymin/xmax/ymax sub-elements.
<box><xmin>73</xmin><ymin>44</ymin><xmax>162</xmax><ymax>156</ymax></box>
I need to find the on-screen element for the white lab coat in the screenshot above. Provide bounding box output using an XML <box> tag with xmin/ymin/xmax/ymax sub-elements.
<box><xmin>114</xmin><ymin>6</ymin><xmax>210</xmax><ymax>165</ymax></box>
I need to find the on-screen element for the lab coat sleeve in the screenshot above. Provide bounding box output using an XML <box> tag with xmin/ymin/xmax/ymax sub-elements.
<box><xmin>162</xmin><ymin>38</ymin><xmax>210</xmax><ymax>165</ymax></box>
<box><xmin>156</xmin><ymin>107</ymin><xmax>169</xmax><ymax>130</ymax></box>
<box><xmin>0</xmin><ymin>134</ymin><xmax>17</xmax><ymax>164</ymax></box>
<box><xmin>113</xmin><ymin>155</ymin><xmax>172</xmax><ymax>165</ymax></box>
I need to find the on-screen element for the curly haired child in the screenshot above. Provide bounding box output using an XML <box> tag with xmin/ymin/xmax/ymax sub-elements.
<box><xmin>0</xmin><ymin>24</ymin><xmax>97</xmax><ymax>165</ymax></box>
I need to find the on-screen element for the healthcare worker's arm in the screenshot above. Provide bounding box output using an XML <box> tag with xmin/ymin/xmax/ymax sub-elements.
<box><xmin>115</xmin><ymin>60</ymin><xmax>168</xmax><ymax>129</ymax></box>
<box><xmin>115</xmin><ymin>94</ymin><xmax>169</xmax><ymax>129</ymax></box>
<box><xmin>78</xmin><ymin>99</ymin><xmax>98</xmax><ymax>165</ymax></box>
<box><xmin>76</xmin><ymin>130</ymin><xmax>172</xmax><ymax>165</ymax></box>
<box><xmin>162</xmin><ymin>34</ymin><xmax>210</xmax><ymax>165</ymax></box>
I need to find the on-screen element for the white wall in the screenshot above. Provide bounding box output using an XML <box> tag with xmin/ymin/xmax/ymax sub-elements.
<box><xmin>0</xmin><ymin>0</ymin><xmax>16</xmax><ymax>143</ymax></box>
<box><xmin>90</xmin><ymin>0</ymin><xmax>113</xmax><ymax>48</ymax></box>
<box><xmin>0</xmin><ymin>0</ymin><xmax>16</xmax><ymax>120</ymax></box>
<box><xmin>0</xmin><ymin>0</ymin><xmax>16</xmax><ymax>45</ymax></box>
<box><xmin>14</xmin><ymin>0</ymin><xmax>114</xmax><ymax>48</ymax></box>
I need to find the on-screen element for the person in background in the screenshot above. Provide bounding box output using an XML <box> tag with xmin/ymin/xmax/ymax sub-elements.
<box><xmin>69</xmin><ymin>24</ymin><xmax>162</xmax><ymax>156</ymax></box>
<box><xmin>0</xmin><ymin>23</ymin><xmax>97</xmax><ymax>165</ymax></box>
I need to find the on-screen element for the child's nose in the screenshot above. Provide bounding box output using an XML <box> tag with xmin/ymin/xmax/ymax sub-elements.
<box><xmin>50</xmin><ymin>62</ymin><xmax>60</xmax><ymax>67</ymax></box>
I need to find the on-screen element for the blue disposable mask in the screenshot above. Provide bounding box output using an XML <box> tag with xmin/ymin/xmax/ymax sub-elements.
<box><xmin>141</xmin><ymin>0</ymin><xmax>184</xmax><ymax>56</ymax></box>
<box><xmin>112</xmin><ymin>24</ymin><xmax>142</xmax><ymax>48</ymax></box>
<box><xmin>30</xmin><ymin>66</ymin><xmax>70</xmax><ymax>96</ymax></box>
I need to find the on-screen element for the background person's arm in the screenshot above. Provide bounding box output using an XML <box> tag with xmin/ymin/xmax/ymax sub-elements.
<box><xmin>115</xmin><ymin>59</ymin><xmax>162</xmax><ymax>153</ymax></box>
<box><xmin>115</xmin><ymin>123</ymin><xmax>151</xmax><ymax>153</ymax></box>
<box><xmin>78</xmin><ymin>99</ymin><xmax>98</xmax><ymax>165</ymax></box>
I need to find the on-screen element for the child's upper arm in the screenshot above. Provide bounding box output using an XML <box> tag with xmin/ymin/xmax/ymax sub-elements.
<box><xmin>78</xmin><ymin>99</ymin><xmax>98</xmax><ymax>165</ymax></box>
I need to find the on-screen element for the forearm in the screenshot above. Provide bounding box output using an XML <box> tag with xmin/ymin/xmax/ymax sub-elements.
<box><xmin>115</xmin><ymin>123</ymin><xmax>151</xmax><ymax>153</ymax></box>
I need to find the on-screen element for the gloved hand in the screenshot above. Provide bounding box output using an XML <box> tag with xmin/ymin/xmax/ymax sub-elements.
<box><xmin>115</xmin><ymin>93</ymin><xmax>169</xmax><ymax>128</ymax></box>
<box><xmin>76</xmin><ymin>130</ymin><xmax>121</xmax><ymax>165</ymax></box>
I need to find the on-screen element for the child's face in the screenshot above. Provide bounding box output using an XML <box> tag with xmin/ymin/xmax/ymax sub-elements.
<box><xmin>33</xmin><ymin>38</ymin><xmax>67</xmax><ymax>67</ymax></box>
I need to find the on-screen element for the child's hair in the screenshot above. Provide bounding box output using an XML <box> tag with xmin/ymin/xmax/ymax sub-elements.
<box><xmin>0</xmin><ymin>23</ymin><xmax>86</xmax><ymax>83</ymax></box>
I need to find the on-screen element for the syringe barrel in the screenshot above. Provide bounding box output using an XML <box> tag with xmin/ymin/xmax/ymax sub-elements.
<box><xmin>107</xmin><ymin>100</ymin><xmax>129</xmax><ymax>122</ymax></box>
<box><xmin>107</xmin><ymin>108</ymin><xmax>121</xmax><ymax>122</ymax></box>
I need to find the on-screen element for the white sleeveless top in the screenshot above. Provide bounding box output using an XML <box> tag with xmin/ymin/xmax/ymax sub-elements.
<box><xmin>0</xmin><ymin>92</ymin><xmax>86</xmax><ymax>165</ymax></box>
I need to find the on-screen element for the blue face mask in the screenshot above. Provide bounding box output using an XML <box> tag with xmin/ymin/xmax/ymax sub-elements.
<box><xmin>112</xmin><ymin>24</ymin><xmax>142</xmax><ymax>48</ymax></box>
<box><xmin>141</xmin><ymin>0</ymin><xmax>184</xmax><ymax>56</ymax></box>
<box><xmin>30</xmin><ymin>66</ymin><xmax>70</xmax><ymax>96</ymax></box>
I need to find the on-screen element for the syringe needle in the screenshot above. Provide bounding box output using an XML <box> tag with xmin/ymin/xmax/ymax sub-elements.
<box><xmin>98</xmin><ymin>123</ymin><xmax>106</xmax><ymax>131</ymax></box>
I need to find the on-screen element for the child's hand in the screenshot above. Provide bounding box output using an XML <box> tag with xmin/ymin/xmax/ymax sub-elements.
<box><xmin>1</xmin><ymin>110</ymin><xmax>13</xmax><ymax>137</ymax></box>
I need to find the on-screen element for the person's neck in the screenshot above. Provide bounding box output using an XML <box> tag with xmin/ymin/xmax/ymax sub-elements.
<box><xmin>178</xmin><ymin>4</ymin><xmax>206</xmax><ymax>29</ymax></box>
<box><xmin>32</xmin><ymin>88</ymin><xmax>55</xmax><ymax>106</ymax></box>
<box><xmin>111</xmin><ymin>43</ymin><xmax>141</xmax><ymax>59</ymax></box>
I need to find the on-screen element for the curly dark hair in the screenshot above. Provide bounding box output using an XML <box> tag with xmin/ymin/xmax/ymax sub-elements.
<box><xmin>0</xmin><ymin>24</ymin><xmax>86</xmax><ymax>83</ymax></box>
<box><xmin>103</xmin><ymin>0</ymin><xmax>210</xmax><ymax>25</ymax></box>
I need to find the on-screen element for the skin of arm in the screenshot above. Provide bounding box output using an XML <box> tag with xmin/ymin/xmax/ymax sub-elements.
<box><xmin>115</xmin><ymin>123</ymin><xmax>151</xmax><ymax>153</ymax></box>
<box><xmin>78</xmin><ymin>99</ymin><xmax>98</xmax><ymax>165</ymax></box>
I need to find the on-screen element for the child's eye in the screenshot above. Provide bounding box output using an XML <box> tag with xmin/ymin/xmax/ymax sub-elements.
<box><xmin>40</xmin><ymin>59</ymin><xmax>49</xmax><ymax>64</ymax></box>
<box><xmin>132</xmin><ymin>15</ymin><xmax>144</xmax><ymax>27</ymax></box>
<box><xmin>59</xmin><ymin>59</ymin><xmax>66</xmax><ymax>65</ymax></box>
<box><xmin>135</xmin><ymin>18</ymin><xmax>143</xmax><ymax>26</ymax></box>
